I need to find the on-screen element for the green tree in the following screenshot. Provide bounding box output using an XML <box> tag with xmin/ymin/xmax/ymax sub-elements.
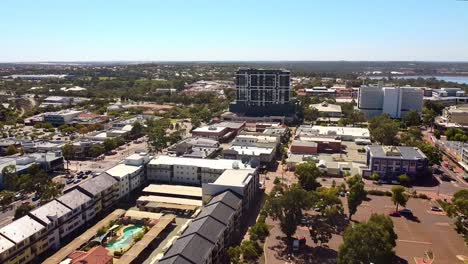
<box><xmin>309</xmin><ymin>216</ymin><xmax>333</xmax><ymax>246</ymax></box>
<box><xmin>88</xmin><ymin>144</ymin><xmax>105</xmax><ymax>158</ymax></box>
<box><xmin>6</xmin><ymin>145</ymin><xmax>18</xmax><ymax>156</ymax></box>
<box><xmin>369</xmin><ymin>114</ymin><xmax>399</xmax><ymax>145</ymax></box>
<box><xmin>62</xmin><ymin>143</ymin><xmax>74</xmax><ymax>171</ymax></box>
<box><xmin>227</xmin><ymin>246</ymin><xmax>242</xmax><ymax>264</ymax></box>
<box><xmin>417</xmin><ymin>142</ymin><xmax>442</xmax><ymax>166</ymax></box>
<box><xmin>445</xmin><ymin>190</ymin><xmax>468</xmax><ymax>241</ymax></box>
<box><xmin>403</xmin><ymin>110</ymin><xmax>421</xmax><ymax>127</ymax></box>
<box><xmin>14</xmin><ymin>204</ymin><xmax>34</xmax><ymax>219</ymax></box>
<box><xmin>2</xmin><ymin>165</ymin><xmax>17</xmax><ymax>191</ymax></box>
<box><xmin>391</xmin><ymin>186</ymin><xmax>409</xmax><ymax>211</ymax></box>
<box><xmin>266</xmin><ymin>185</ymin><xmax>313</xmax><ymax>242</ymax></box>
<box><xmin>240</xmin><ymin>240</ymin><xmax>262</xmax><ymax>261</ymax></box>
<box><xmin>397</xmin><ymin>174</ymin><xmax>411</xmax><ymax>186</ymax></box>
<box><xmin>347</xmin><ymin>180</ymin><xmax>366</xmax><ymax>220</ymax></box>
<box><xmin>130</xmin><ymin>121</ymin><xmax>144</xmax><ymax>138</ymax></box>
<box><xmin>314</xmin><ymin>187</ymin><xmax>344</xmax><ymax>220</ymax></box>
<box><xmin>0</xmin><ymin>191</ymin><xmax>14</xmax><ymax>209</ymax></box>
<box><xmin>295</xmin><ymin>161</ymin><xmax>322</xmax><ymax>191</ymax></box>
<box><xmin>248</xmin><ymin>219</ymin><xmax>269</xmax><ymax>241</ymax></box>
<box><xmin>338</xmin><ymin>215</ymin><xmax>396</xmax><ymax>264</ymax></box>
<box><xmin>39</xmin><ymin>182</ymin><xmax>63</xmax><ymax>202</ymax></box>
<box><xmin>103</xmin><ymin>138</ymin><xmax>117</xmax><ymax>152</ymax></box>
<box><xmin>369</xmin><ymin>172</ymin><xmax>380</xmax><ymax>181</ymax></box>
<box><xmin>368</xmin><ymin>214</ymin><xmax>398</xmax><ymax>247</ymax></box>
<box><xmin>304</xmin><ymin>107</ymin><xmax>319</xmax><ymax>122</ymax></box>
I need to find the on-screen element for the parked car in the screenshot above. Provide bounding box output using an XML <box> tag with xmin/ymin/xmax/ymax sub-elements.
<box><xmin>73</xmin><ymin>179</ymin><xmax>81</xmax><ymax>184</ymax></box>
<box><xmin>21</xmin><ymin>201</ymin><xmax>30</xmax><ymax>206</ymax></box>
<box><xmin>292</xmin><ymin>240</ymin><xmax>300</xmax><ymax>252</ymax></box>
<box><xmin>391</xmin><ymin>180</ymin><xmax>400</xmax><ymax>185</ymax></box>
<box><xmin>399</xmin><ymin>208</ymin><xmax>413</xmax><ymax>215</ymax></box>
<box><xmin>300</xmin><ymin>217</ymin><xmax>310</xmax><ymax>226</ymax></box>
<box><xmin>66</xmin><ymin>179</ymin><xmax>74</xmax><ymax>185</ymax></box>
<box><xmin>431</xmin><ymin>206</ymin><xmax>443</xmax><ymax>212</ymax></box>
<box><xmin>32</xmin><ymin>194</ymin><xmax>40</xmax><ymax>202</ymax></box>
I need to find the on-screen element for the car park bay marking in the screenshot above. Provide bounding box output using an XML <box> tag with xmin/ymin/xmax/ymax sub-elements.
<box><xmin>398</xmin><ymin>239</ymin><xmax>432</xmax><ymax>245</ymax></box>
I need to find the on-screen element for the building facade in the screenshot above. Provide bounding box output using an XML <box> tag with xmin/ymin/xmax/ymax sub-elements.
<box><xmin>229</xmin><ymin>68</ymin><xmax>297</xmax><ymax>117</ymax></box>
<box><xmin>358</xmin><ymin>86</ymin><xmax>423</xmax><ymax>118</ymax></box>
<box><xmin>362</xmin><ymin>146</ymin><xmax>429</xmax><ymax>180</ymax></box>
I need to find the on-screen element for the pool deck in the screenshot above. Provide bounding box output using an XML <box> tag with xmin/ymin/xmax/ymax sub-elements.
<box><xmin>116</xmin><ymin>214</ymin><xmax>176</xmax><ymax>264</ymax></box>
<box><xmin>43</xmin><ymin>209</ymin><xmax>126</xmax><ymax>264</ymax></box>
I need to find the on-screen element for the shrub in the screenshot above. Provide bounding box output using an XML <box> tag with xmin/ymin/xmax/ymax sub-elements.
<box><xmin>114</xmin><ymin>251</ymin><xmax>123</xmax><ymax>257</ymax></box>
<box><xmin>366</xmin><ymin>190</ymin><xmax>392</xmax><ymax>196</ymax></box>
<box><xmin>417</xmin><ymin>193</ymin><xmax>430</xmax><ymax>200</ymax></box>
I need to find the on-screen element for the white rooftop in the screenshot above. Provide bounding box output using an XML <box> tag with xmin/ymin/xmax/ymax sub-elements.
<box><xmin>0</xmin><ymin>235</ymin><xmax>15</xmax><ymax>254</ymax></box>
<box><xmin>138</xmin><ymin>195</ymin><xmax>203</xmax><ymax>206</ymax></box>
<box><xmin>298</xmin><ymin>125</ymin><xmax>370</xmax><ymax>138</ymax></box>
<box><xmin>149</xmin><ymin>155</ymin><xmax>250</xmax><ymax>170</ymax></box>
<box><xmin>0</xmin><ymin>215</ymin><xmax>45</xmax><ymax>244</ymax></box>
<box><xmin>143</xmin><ymin>184</ymin><xmax>202</xmax><ymax>197</ymax></box>
<box><xmin>229</xmin><ymin>145</ymin><xmax>274</xmax><ymax>156</ymax></box>
<box><xmin>106</xmin><ymin>163</ymin><xmax>141</xmax><ymax>178</ymax></box>
<box><xmin>193</xmin><ymin>126</ymin><xmax>227</xmax><ymax>133</ymax></box>
<box><xmin>212</xmin><ymin>168</ymin><xmax>255</xmax><ymax>187</ymax></box>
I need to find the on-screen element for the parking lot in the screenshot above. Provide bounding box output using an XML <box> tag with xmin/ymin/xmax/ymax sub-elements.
<box><xmin>265</xmin><ymin>195</ymin><xmax>468</xmax><ymax>264</ymax></box>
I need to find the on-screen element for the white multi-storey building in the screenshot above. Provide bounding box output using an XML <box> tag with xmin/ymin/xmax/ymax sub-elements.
<box><xmin>105</xmin><ymin>153</ymin><xmax>150</xmax><ymax>199</ymax></box>
<box><xmin>358</xmin><ymin>85</ymin><xmax>423</xmax><ymax>118</ymax></box>
<box><xmin>147</xmin><ymin>155</ymin><xmax>254</xmax><ymax>185</ymax></box>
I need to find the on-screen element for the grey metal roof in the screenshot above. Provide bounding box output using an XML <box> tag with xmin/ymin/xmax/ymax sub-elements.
<box><xmin>29</xmin><ymin>200</ymin><xmax>71</xmax><ymax>225</ymax></box>
<box><xmin>206</xmin><ymin>190</ymin><xmax>242</xmax><ymax>210</ymax></box>
<box><xmin>161</xmin><ymin>233</ymin><xmax>214</xmax><ymax>264</ymax></box>
<box><xmin>196</xmin><ymin>202</ymin><xmax>235</xmax><ymax>225</ymax></box>
<box><xmin>182</xmin><ymin>215</ymin><xmax>226</xmax><ymax>244</ymax></box>
<box><xmin>368</xmin><ymin>146</ymin><xmax>427</xmax><ymax>160</ymax></box>
<box><xmin>291</xmin><ymin>140</ymin><xmax>318</xmax><ymax>148</ymax></box>
<box><xmin>56</xmin><ymin>189</ymin><xmax>92</xmax><ymax>210</ymax></box>
<box><xmin>158</xmin><ymin>255</ymin><xmax>195</xmax><ymax>264</ymax></box>
<box><xmin>78</xmin><ymin>173</ymin><xmax>117</xmax><ymax>196</ymax></box>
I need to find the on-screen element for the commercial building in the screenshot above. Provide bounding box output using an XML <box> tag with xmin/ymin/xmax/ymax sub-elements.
<box><xmin>229</xmin><ymin>68</ymin><xmax>297</xmax><ymax>118</ymax></box>
<box><xmin>296</xmin><ymin>125</ymin><xmax>370</xmax><ymax>142</ymax></box>
<box><xmin>0</xmin><ymin>152</ymin><xmax>64</xmax><ymax>189</ymax></box>
<box><xmin>105</xmin><ymin>153</ymin><xmax>150</xmax><ymax>199</ymax></box>
<box><xmin>362</xmin><ymin>146</ymin><xmax>429</xmax><ymax>180</ymax></box>
<box><xmin>223</xmin><ymin>145</ymin><xmax>275</xmax><ymax>167</ymax></box>
<box><xmin>304</xmin><ymin>86</ymin><xmax>336</xmax><ymax>97</ymax></box>
<box><xmin>191</xmin><ymin>126</ymin><xmax>232</xmax><ymax>142</ymax></box>
<box><xmin>43</xmin><ymin>110</ymin><xmax>83</xmax><ymax>126</ymax></box>
<box><xmin>167</xmin><ymin>137</ymin><xmax>220</xmax><ymax>159</ymax></box>
<box><xmin>147</xmin><ymin>155</ymin><xmax>255</xmax><ymax>185</ymax></box>
<box><xmin>310</xmin><ymin>102</ymin><xmax>343</xmax><ymax>118</ymax></box>
<box><xmin>442</xmin><ymin>104</ymin><xmax>468</xmax><ymax>126</ymax></box>
<box><xmin>290</xmin><ymin>140</ymin><xmax>318</xmax><ymax>155</ymax></box>
<box><xmin>358</xmin><ymin>86</ymin><xmax>423</xmax><ymax>118</ymax></box>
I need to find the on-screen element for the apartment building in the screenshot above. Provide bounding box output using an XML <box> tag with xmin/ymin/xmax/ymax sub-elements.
<box><xmin>75</xmin><ymin>174</ymin><xmax>119</xmax><ymax>213</ymax></box>
<box><xmin>159</xmin><ymin>190</ymin><xmax>243</xmax><ymax>264</ymax></box>
<box><xmin>105</xmin><ymin>153</ymin><xmax>150</xmax><ymax>199</ymax></box>
<box><xmin>0</xmin><ymin>216</ymin><xmax>48</xmax><ymax>264</ymax></box>
<box><xmin>147</xmin><ymin>156</ymin><xmax>254</xmax><ymax>185</ymax></box>
<box><xmin>362</xmin><ymin>146</ymin><xmax>429</xmax><ymax>180</ymax></box>
<box><xmin>28</xmin><ymin>200</ymin><xmax>76</xmax><ymax>249</ymax></box>
<box><xmin>229</xmin><ymin>68</ymin><xmax>297</xmax><ymax>118</ymax></box>
<box><xmin>56</xmin><ymin>189</ymin><xmax>95</xmax><ymax>223</ymax></box>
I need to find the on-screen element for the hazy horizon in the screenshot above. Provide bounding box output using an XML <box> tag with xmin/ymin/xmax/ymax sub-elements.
<box><xmin>1</xmin><ymin>0</ymin><xmax>468</xmax><ymax>62</ymax></box>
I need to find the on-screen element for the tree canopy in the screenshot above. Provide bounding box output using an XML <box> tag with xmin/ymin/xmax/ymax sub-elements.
<box><xmin>369</xmin><ymin>114</ymin><xmax>399</xmax><ymax>145</ymax></box>
<box><xmin>295</xmin><ymin>161</ymin><xmax>322</xmax><ymax>191</ymax></box>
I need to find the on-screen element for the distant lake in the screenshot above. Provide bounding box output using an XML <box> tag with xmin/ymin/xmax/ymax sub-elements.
<box><xmin>368</xmin><ymin>75</ymin><xmax>468</xmax><ymax>85</ymax></box>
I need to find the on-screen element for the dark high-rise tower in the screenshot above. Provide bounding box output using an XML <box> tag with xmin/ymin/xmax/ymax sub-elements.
<box><xmin>229</xmin><ymin>68</ymin><xmax>296</xmax><ymax>117</ymax></box>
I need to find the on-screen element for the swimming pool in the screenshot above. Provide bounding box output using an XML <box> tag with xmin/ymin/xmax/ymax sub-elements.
<box><xmin>106</xmin><ymin>225</ymin><xmax>144</xmax><ymax>252</ymax></box>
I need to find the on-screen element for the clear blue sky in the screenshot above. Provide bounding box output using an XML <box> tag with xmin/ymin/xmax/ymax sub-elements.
<box><xmin>1</xmin><ymin>0</ymin><xmax>468</xmax><ymax>62</ymax></box>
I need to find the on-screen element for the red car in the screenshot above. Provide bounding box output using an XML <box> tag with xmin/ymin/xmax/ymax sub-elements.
<box><xmin>389</xmin><ymin>211</ymin><xmax>401</xmax><ymax>217</ymax></box>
